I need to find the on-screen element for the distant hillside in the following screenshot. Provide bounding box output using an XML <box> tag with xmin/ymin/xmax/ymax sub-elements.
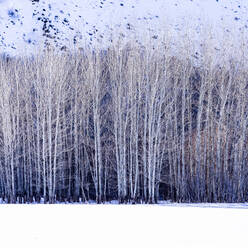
<box><xmin>0</xmin><ymin>0</ymin><xmax>247</xmax><ymax>57</ymax></box>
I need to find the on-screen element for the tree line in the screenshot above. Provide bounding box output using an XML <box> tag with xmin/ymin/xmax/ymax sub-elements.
<box><xmin>0</xmin><ymin>42</ymin><xmax>247</xmax><ymax>203</ymax></box>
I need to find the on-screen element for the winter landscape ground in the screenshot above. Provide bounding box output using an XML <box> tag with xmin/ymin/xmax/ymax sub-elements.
<box><xmin>0</xmin><ymin>204</ymin><xmax>248</xmax><ymax>248</ymax></box>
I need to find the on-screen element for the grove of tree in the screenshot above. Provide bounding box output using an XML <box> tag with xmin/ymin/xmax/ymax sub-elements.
<box><xmin>0</xmin><ymin>39</ymin><xmax>247</xmax><ymax>203</ymax></box>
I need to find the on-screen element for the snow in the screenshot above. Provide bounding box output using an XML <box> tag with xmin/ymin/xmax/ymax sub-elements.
<box><xmin>0</xmin><ymin>0</ymin><xmax>248</xmax><ymax>57</ymax></box>
<box><xmin>158</xmin><ymin>202</ymin><xmax>248</xmax><ymax>209</ymax></box>
<box><xmin>0</xmin><ymin>204</ymin><xmax>247</xmax><ymax>248</ymax></box>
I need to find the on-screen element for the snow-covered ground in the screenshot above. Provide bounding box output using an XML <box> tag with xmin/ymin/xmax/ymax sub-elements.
<box><xmin>0</xmin><ymin>0</ymin><xmax>248</xmax><ymax>57</ymax></box>
<box><xmin>0</xmin><ymin>204</ymin><xmax>247</xmax><ymax>248</ymax></box>
<box><xmin>2</xmin><ymin>197</ymin><xmax>248</xmax><ymax>209</ymax></box>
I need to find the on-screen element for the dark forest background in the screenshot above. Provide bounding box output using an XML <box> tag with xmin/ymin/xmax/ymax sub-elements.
<box><xmin>0</xmin><ymin>41</ymin><xmax>247</xmax><ymax>203</ymax></box>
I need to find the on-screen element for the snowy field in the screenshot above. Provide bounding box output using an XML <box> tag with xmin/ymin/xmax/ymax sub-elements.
<box><xmin>0</xmin><ymin>204</ymin><xmax>247</xmax><ymax>248</ymax></box>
